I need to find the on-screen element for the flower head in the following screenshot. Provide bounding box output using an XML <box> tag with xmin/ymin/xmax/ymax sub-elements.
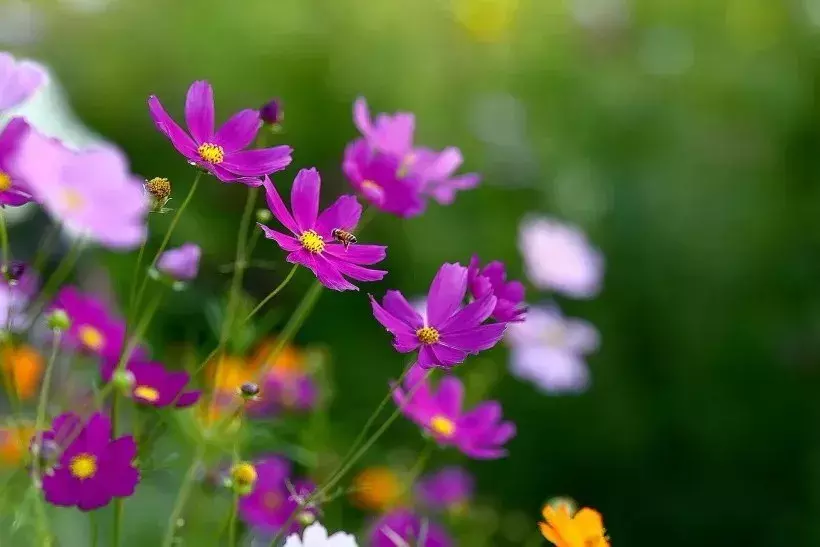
<box><xmin>353</xmin><ymin>98</ymin><xmax>415</xmax><ymax>158</ymax></box>
<box><xmin>101</xmin><ymin>359</ymin><xmax>200</xmax><ymax>408</ymax></box>
<box><xmin>157</xmin><ymin>243</ymin><xmax>201</xmax><ymax>282</ymax></box>
<box><xmin>13</xmin><ymin>128</ymin><xmax>148</xmax><ymax>249</ymax></box>
<box><xmin>258</xmin><ymin>169</ymin><xmax>387</xmax><ymax>291</ymax></box>
<box><xmin>393</xmin><ymin>366</ymin><xmax>515</xmax><ymax>459</ymax></box>
<box><xmin>370</xmin><ymin>263</ymin><xmax>506</xmax><ymax>369</ymax></box>
<box><xmin>0</xmin><ymin>117</ymin><xmax>34</xmax><ymax>206</ymax></box>
<box><xmin>506</xmin><ymin>306</ymin><xmax>599</xmax><ymax>394</ymax></box>
<box><xmin>284</xmin><ymin>522</ymin><xmax>358</xmax><ymax>547</ymax></box>
<box><xmin>238</xmin><ymin>456</ymin><xmax>316</xmax><ymax>534</ymax></box>
<box><xmin>40</xmin><ymin>412</ymin><xmax>139</xmax><ymax>511</ymax></box>
<box><xmin>0</xmin><ymin>52</ymin><xmax>46</xmax><ymax>111</ymax></box>
<box><xmin>145</xmin><ymin>176</ymin><xmax>171</xmax><ymax>211</ymax></box>
<box><xmin>0</xmin><ymin>421</ymin><xmax>34</xmax><ymax>466</ymax></box>
<box><xmin>518</xmin><ymin>216</ymin><xmax>603</xmax><ymax>298</ymax></box>
<box><xmin>467</xmin><ymin>256</ymin><xmax>527</xmax><ymax>322</ymax></box>
<box><xmin>416</xmin><ymin>466</ymin><xmax>474</xmax><ymax>513</ymax></box>
<box><xmin>0</xmin><ymin>343</ymin><xmax>43</xmax><ymax>400</ymax></box>
<box><xmin>351</xmin><ymin>466</ymin><xmax>405</xmax><ymax>511</ymax></box>
<box><xmin>148</xmin><ymin>81</ymin><xmax>292</xmax><ymax>184</ymax></box>
<box><xmin>539</xmin><ymin>502</ymin><xmax>610</xmax><ymax>547</ymax></box>
<box><xmin>369</xmin><ymin>509</ymin><xmax>451</xmax><ymax>547</ymax></box>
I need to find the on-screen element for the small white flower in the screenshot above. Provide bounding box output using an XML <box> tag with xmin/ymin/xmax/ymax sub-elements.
<box><xmin>284</xmin><ymin>522</ymin><xmax>358</xmax><ymax>547</ymax></box>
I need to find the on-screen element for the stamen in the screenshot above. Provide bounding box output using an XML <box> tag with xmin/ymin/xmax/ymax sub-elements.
<box><xmin>430</xmin><ymin>415</ymin><xmax>456</xmax><ymax>437</ymax></box>
<box><xmin>197</xmin><ymin>143</ymin><xmax>225</xmax><ymax>164</ymax></box>
<box><xmin>299</xmin><ymin>230</ymin><xmax>325</xmax><ymax>253</ymax></box>
<box><xmin>78</xmin><ymin>325</ymin><xmax>105</xmax><ymax>351</ymax></box>
<box><xmin>133</xmin><ymin>385</ymin><xmax>160</xmax><ymax>402</ymax></box>
<box><xmin>0</xmin><ymin>172</ymin><xmax>11</xmax><ymax>192</ymax></box>
<box><xmin>69</xmin><ymin>453</ymin><xmax>97</xmax><ymax>480</ymax></box>
<box><xmin>416</xmin><ymin>326</ymin><xmax>440</xmax><ymax>345</ymax></box>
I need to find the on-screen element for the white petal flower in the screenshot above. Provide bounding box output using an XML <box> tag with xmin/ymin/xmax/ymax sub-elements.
<box><xmin>284</xmin><ymin>523</ymin><xmax>358</xmax><ymax>547</ymax></box>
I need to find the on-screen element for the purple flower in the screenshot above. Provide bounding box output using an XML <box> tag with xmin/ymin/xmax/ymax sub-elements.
<box><xmin>239</xmin><ymin>456</ymin><xmax>316</xmax><ymax>534</ymax></box>
<box><xmin>12</xmin><ymin>128</ymin><xmax>148</xmax><ymax>249</ymax></box>
<box><xmin>518</xmin><ymin>216</ymin><xmax>603</xmax><ymax>298</ymax></box>
<box><xmin>506</xmin><ymin>306</ymin><xmax>599</xmax><ymax>394</ymax></box>
<box><xmin>39</xmin><ymin>412</ymin><xmax>139</xmax><ymax>511</ymax></box>
<box><xmin>0</xmin><ymin>118</ymin><xmax>34</xmax><ymax>206</ymax></box>
<box><xmin>260</xmin><ymin>98</ymin><xmax>283</xmax><ymax>126</ymax></box>
<box><xmin>413</xmin><ymin>147</ymin><xmax>480</xmax><ymax>206</ymax></box>
<box><xmin>258</xmin><ymin>169</ymin><xmax>387</xmax><ymax>291</ymax></box>
<box><xmin>51</xmin><ymin>286</ymin><xmax>142</xmax><ymax>360</ymax></box>
<box><xmin>467</xmin><ymin>256</ymin><xmax>527</xmax><ymax>323</ymax></box>
<box><xmin>369</xmin><ymin>509</ymin><xmax>452</xmax><ymax>547</ymax></box>
<box><xmin>148</xmin><ymin>81</ymin><xmax>292</xmax><ymax>184</ymax></box>
<box><xmin>0</xmin><ymin>260</ymin><xmax>37</xmax><ymax>331</ymax></box>
<box><xmin>342</xmin><ymin>138</ymin><xmax>426</xmax><ymax>218</ymax></box>
<box><xmin>0</xmin><ymin>52</ymin><xmax>46</xmax><ymax>111</ymax></box>
<box><xmin>101</xmin><ymin>359</ymin><xmax>200</xmax><ymax>408</ymax></box>
<box><xmin>157</xmin><ymin>243</ymin><xmax>201</xmax><ymax>281</ymax></box>
<box><xmin>370</xmin><ymin>263</ymin><xmax>506</xmax><ymax>369</ymax></box>
<box><xmin>353</xmin><ymin>97</ymin><xmax>415</xmax><ymax>158</ymax></box>
<box><xmin>392</xmin><ymin>366</ymin><xmax>515</xmax><ymax>459</ymax></box>
<box><xmin>416</xmin><ymin>466</ymin><xmax>474</xmax><ymax>512</ymax></box>
<box><xmin>262</xmin><ymin>372</ymin><xmax>317</xmax><ymax>414</ymax></box>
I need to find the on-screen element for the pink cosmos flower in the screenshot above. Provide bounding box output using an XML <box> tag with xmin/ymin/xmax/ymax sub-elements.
<box><xmin>467</xmin><ymin>256</ymin><xmax>527</xmax><ymax>323</ymax></box>
<box><xmin>257</xmin><ymin>169</ymin><xmax>387</xmax><ymax>292</ymax></box>
<box><xmin>370</xmin><ymin>263</ymin><xmax>506</xmax><ymax>369</ymax></box>
<box><xmin>0</xmin><ymin>118</ymin><xmax>34</xmax><ymax>206</ymax></box>
<box><xmin>12</xmin><ymin>128</ymin><xmax>148</xmax><ymax>249</ymax></box>
<box><xmin>353</xmin><ymin>97</ymin><xmax>415</xmax><ymax>158</ymax></box>
<box><xmin>518</xmin><ymin>216</ymin><xmax>603</xmax><ymax>298</ymax></box>
<box><xmin>413</xmin><ymin>147</ymin><xmax>481</xmax><ymax>206</ymax></box>
<box><xmin>0</xmin><ymin>52</ymin><xmax>46</xmax><ymax>111</ymax></box>
<box><xmin>157</xmin><ymin>243</ymin><xmax>201</xmax><ymax>281</ymax></box>
<box><xmin>148</xmin><ymin>81</ymin><xmax>292</xmax><ymax>184</ymax></box>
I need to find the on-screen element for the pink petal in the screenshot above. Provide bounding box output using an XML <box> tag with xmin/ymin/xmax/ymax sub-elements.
<box><xmin>325</xmin><ymin>255</ymin><xmax>386</xmax><ymax>283</ymax></box>
<box><xmin>221</xmin><ymin>146</ymin><xmax>293</xmax><ymax>177</ymax></box>
<box><xmin>435</xmin><ymin>376</ymin><xmax>464</xmax><ymax>415</ymax></box>
<box><xmin>383</xmin><ymin>290</ymin><xmax>424</xmax><ymax>330</ymax></box>
<box><xmin>440</xmin><ymin>294</ymin><xmax>497</xmax><ymax>333</ymax></box>
<box><xmin>324</xmin><ymin>243</ymin><xmax>386</xmax><ymax>265</ymax></box>
<box><xmin>289</xmin><ymin>250</ymin><xmax>356</xmax><ymax>291</ymax></box>
<box><xmin>369</xmin><ymin>294</ymin><xmax>415</xmax><ymax>337</ymax></box>
<box><xmin>290</xmin><ymin>168</ymin><xmax>321</xmax><ymax>232</ymax></box>
<box><xmin>214</xmin><ymin>109</ymin><xmax>261</xmax><ymax>152</ymax></box>
<box><xmin>422</xmin><ymin>147</ymin><xmax>463</xmax><ymax>180</ymax></box>
<box><xmin>261</xmin><ymin>176</ymin><xmax>298</xmax><ymax>235</ymax></box>
<box><xmin>430</xmin><ymin>344</ymin><xmax>467</xmax><ymax>368</ymax></box>
<box><xmin>440</xmin><ymin>323</ymin><xmax>506</xmax><ymax>353</ymax></box>
<box><xmin>393</xmin><ymin>332</ymin><xmax>420</xmax><ymax>353</ymax></box>
<box><xmin>184</xmin><ymin>80</ymin><xmax>214</xmax><ymax>143</ymax></box>
<box><xmin>416</xmin><ymin>345</ymin><xmax>438</xmax><ymax>368</ymax></box>
<box><xmin>148</xmin><ymin>96</ymin><xmax>197</xmax><ymax>158</ymax></box>
<box><xmin>353</xmin><ymin>97</ymin><xmax>373</xmax><ymax>137</ymax></box>
<box><xmin>259</xmin><ymin>224</ymin><xmax>301</xmax><ymax>252</ymax></box>
<box><xmin>426</xmin><ymin>263</ymin><xmax>468</xmax><ymax>327</ymax></box>
<box><xmin>314</xmin><ymin>195</ymin><xmax>362</xmax><ymax>239</ymax></box>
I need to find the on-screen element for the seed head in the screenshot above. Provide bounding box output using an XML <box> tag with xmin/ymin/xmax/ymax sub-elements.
<box><xmin>229</xmin><ymin>461</ymin><xmax>258</xmax><ymax>495</ymax></box>
<box><xmin>145</xmin><ymin>177</ymin><xmax>171</xmax><ymax>211</ymax></box>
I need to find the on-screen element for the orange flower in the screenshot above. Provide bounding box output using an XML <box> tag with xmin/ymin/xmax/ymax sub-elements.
<box><xmin>350</xmin><ymin>466</ymin><xmax>406</xmax><ymax>511</ymax></box>
<box><xmin>1</xmin><ymin>344</ymin><xmax>44</xmax><ymax>400</ymax></box>
<box><xmin>539</xmin><ymin>502</ymin><xmax>610</xmax><ymax>547</ymax></box>
<box><xmin>208</xmin><ymin>355</ymin><xmax>255</xmax><ymax>395</ymax></box>
<box><xmin>250</xmin><ymin>339</ymin><xmax>306</xmax><ymax>378</ymax></box>
<box><xmin>0</xmin><ymin>422</ymin><xmax>34</xmax><ymax>466</ymax></box>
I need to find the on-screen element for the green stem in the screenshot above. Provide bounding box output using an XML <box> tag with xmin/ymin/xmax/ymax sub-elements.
<box><xmin>0</xmin><ymin>208</ymin><xmax>9</xmax><ymax>268</ymax></box>
<box><xmin>27</xmin><ymin>238</ymin><xmax>85</xmax><ymax>323</ymax></box>
<box><xmin>90</xmin><ymin>511</ymin><xmax>98</xmax><ymax>547</ymax></box>
<box><xmin>161</xmin><ymin>447</ymin><xmax>205</xmax><ymax>547</ymax></box>
<box><xmin>403</xmin><ymin>441</ymin><xmax>435</xmax><ymax>495</ymax></box>
<box><xmin>227</xmin><ymin>493</ymin><xmax>239</xmax><ymax>547</ymax></box>
<box><xmin>129</xmin><ymin>237</ymin><xmax>147</xmax><ymax>319</ymax></box>
<box><xmin>244</xmin><ymin>263</ymin><xmax>299</xmax><ymax>322</ymax></box>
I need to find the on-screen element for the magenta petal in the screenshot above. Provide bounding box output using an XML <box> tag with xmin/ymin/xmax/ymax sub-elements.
<box><xmin>383</xmin><ymin>290</ymin><xmax>424</xmax><ymax>329</ymax></box>
<box><xmin>370</xmin><ymin>294</ymin><xmax>415</xmax><ymax>336</ymax></box>
<box><xmin>148</xmin><ymin>96</ymin><xmax>198</xmax><ymax>157</ymax></box>
<box><xmin>314</xmin><ymin>195</ymin><xmax>362</xmax><ymax>239</ymax></box>
<box><xmin>393</xmin><ymin>332</ymin><xmax>420</xmax><ymax>353</ymax></box>
<box><xmin>290</xmin><ymin>168</ymin><xmax>321</xmax><ymax>232</ymax></box>
<box><xmin>441</xmin><ymin>323</ymin><xmax>506</xmax><ymax>353</ymax></box>
<box><xmin>175</xmin><ymin>390</ymin><xmax>201</xmax><ymax>408</ymax></box>
<box><xmin>430</xmin><ymin>344</ymin><xmax>467</xmax><ymax>368</ymax></box>
<box><xmin>261</xmin><ymin>176</ymin><xmax>299</xmax><ymax>235</ymax></box>
<box><xmin>426</xmin><ymin>263</ymin><xmax>468</xmax><ymax>326</ymax></box>
<box><xmin>440</xmin><ymin>294</ymin><xmax>497</xmax><ymax>333</ymax></box>
<box><xmin>324</xmin><ymin>243</ymin><xmax>386</xmax><ymax>265</ymax></box>
<box><xmin>325</xmin><ymin>256</ymin><xmax>386</xmax><ymax>282</ymax></box>
<box><xmin>423</xmin><ymin>147</ymin><xmax>463</xmax><ymax>180</ymax></box>
<box><xmin>214</xmin><ymin>109</ymin><xmax>261</xmax><ymax>152</ymax></box>
<box><xmin>490</xmin><ymin>422</ymin><xmax>517</xmax><ymax>445</ymax></box>
<box><xmin>42</xmin><ymin>471</ymin><xmax>78</xmax><ymax>507</ymax></box>
<box><xmin>353</xmin><ymin>97</ymin><xmax>373</xmax><ymax>136</ymax></box>
<box><xmin>221</xmin><ymin>146</ymin><xmax>293</xmax><ymax>177</ymax></box>
<box><xmin>77</xmin><ymin>481</ymin><xmax>112</xmax><ymax>511</ymax></box>
<box><xmin>259</xmin><ymin>224</ymin><xmax>301</xmax><ymax>252</ymax></box>
<box><xmin>462</xmin><ymin>446</ymin><xmax>507</xmax><ymax>460</ymax></box>
<box><xmin>436</xmin><ymin>376</ymin><xmax>464</xmax><ymax>415</ymax></box>
<box><xmin>416</xmin><ymin>345</ymin><xmax>438</xmax><ymax>368</ymax></box>
<box><xmin>311</xmin><ymin>253</ymin><xmax>358</xmax><ymax>291</ymax></box>
<box><xmin>184</xmin><ymin>80</ymin><xmax>214</xmax><ymax>143</ymax></box>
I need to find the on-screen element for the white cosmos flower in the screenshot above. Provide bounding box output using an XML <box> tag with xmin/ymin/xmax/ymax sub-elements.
<box><xmin>284</xmin><ymin>523</ymin><xmax>358</xmax><ymax>547</ymax></box>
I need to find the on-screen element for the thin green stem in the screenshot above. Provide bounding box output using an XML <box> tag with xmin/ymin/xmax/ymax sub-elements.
<box><xmin>227</xmin><ymin>493</ymin><xmax>239</xmax><ymax>547</ymax></box>
<box><xmin>0</xmin><ymin>208</ymin><xmax>9</xmax><ymax>267</ymax></box>
<box><xmin>128</xmin><ymin>237</ymin><xmax>147</xmax><ymax>319</ymax></box>
<box><xmin>90</xmin><ymin>511</ymin><xmax>98</xmax><ymax>547</ymax></box>
<box><xmin>27</xmin><ymin>238</ymin><xmax>85</xmax><ymax>323</ymax></box>
<box><xmin>402</xmin><ymin>441</ymin><xmax>435</xmax><ymax>496</ymax></box>
<box><xmin>244</xmin><ymin>263</ymin><xmax>299</xmax><ymax>322</ymax></box>
<box><xmin>161</xmin><ymin>446</ymin><xmax>205</xmax><ymax>547</ymax></box>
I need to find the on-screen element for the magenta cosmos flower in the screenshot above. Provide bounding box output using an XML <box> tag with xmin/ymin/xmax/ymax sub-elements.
<box><xmin>51</xmin><ymin>286</ymin><xmax>143</xmax><ymax>360</ymax></box>
<box><xmin>370</xmin><ymin>263</ymin><xmax>506</xmax><ymax>369</ymax></box>
<box><xmin>518</xmin><ymin>216</ymin><xmax>603</xmax><ymax>299</ymax></box>
<box><xmin>157</xmin><ymin>242</ymin><xmax>201</xmax><ymax>281</ymax></box>
<box><xmin>393</xmin><ymin>366</ymin><xmax>515</xmax><ymax>459</ymax></box>
<box><xmin>353</xmin><ymin>97</ymin><xmax>415</xmax><ymax>158</ymax></box>
<box><xmin>148</xmin><ymin>81</ymin><xmax>292</xmax><ymax>184</ymax></box>
<box><xmin>416</xmin><ymin>466</ymin><xmax>474</xmax><ymax>512</ymax></box>
<box><xmin>13</xmin><ymin>128</ymin><xmax>148</xmax><ymax>249</ymax></box>
<box><xmin>239</xmin><ymin>456</ymin><xmax>316</xmax><ymax>534</ymax></box>
<box><xmin>369</xmin><ymin>509</ymin><xmax>452</xmax><ymax>547</ymax></box>
<box><xmin>467</xmin><ymin>256</ymin><xmax>527</xmax><ymax>323</ymax></box>
<box><xmin>101</xmin><ymin>358</ymin><xmax>200</xmax><ymax>408</ymax></box>
<box><xmin>0</xmin><ymin>52</ymin><xmax>46</xmax><ymax>111</ymax></box>
<box><xmin>39</xmin><ymin>412</ymin><xmax>139</xmax><ymax>511</ymax></box>
<box><xmin>0</xmin><ymin>118</ymin><xmax>34</xmax><ymax>206</ymax></box>
<box><xmin>258</xmin><ymin>169</ymin><xmax>387</xmax><ymax>291</ymax></box>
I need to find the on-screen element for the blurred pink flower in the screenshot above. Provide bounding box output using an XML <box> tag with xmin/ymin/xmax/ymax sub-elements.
<box><xmin>506</xmin><ymin>306</ymin><xmax>599</xmax><ymax>394</ymax></box>
<box><xmin>157</xmin><ymin>243</ymin><xmax>201</xmax><ymax>281</ymax></box>
<box><xmin>12</xmin><ymin>129</ymin><xmax>148</xmax><ymax>249</ymax></box>
<box><xmin>518</xmin><ymin>216</ymin><xmax>603</xmax><ymax>298</ymax></box>
<box><xmin>0</xmin><ymin>52</ymin><xmax>46</xmax><ymax>111</ymax></box>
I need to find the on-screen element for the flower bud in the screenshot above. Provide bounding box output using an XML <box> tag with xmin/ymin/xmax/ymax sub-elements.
<box><xmin>229</xmin><ymin>461</ymin><xmax>258</xmax><ymax>496</ymax></box>
<box><xmin>255</xmin><ymin>208</ymin><xmax>272</xmax><ymax>223</ymax></box>
<box><xmin>112</xmin><ymin>369</ymin><xmax>135</xmax><ymax>392</ymax></box>
<box><xmin>45</xmin><ymin>309</ymin><xmax>70</xmax><ymax>332</ymax></box>
<box><xmin>297</xmin><ymin>510</ymin><xmax>316</xmax><ymax>526</ymax></box>
<box><xmin>260</xmin><ymin>99</ymin><xmax>283</xmax><ymax>126</ymax></box>
<box><xmin>145</xmin><ymin>177</ymin><xmax>172</xmax><ymax>212</ymax></box>
<box><xmin>239</xmin><ymin>382</ymin><xmax>260</xmax><ymax>401</ymax></box>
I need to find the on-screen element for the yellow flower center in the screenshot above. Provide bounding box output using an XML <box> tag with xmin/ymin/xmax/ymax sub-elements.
<box><xmin>61</xmin><ymin>189</ymin><xmax>84</xmax><ymax>212</ymax></box>
<box><xmin>230</xmin><ymin>462</ymin><xmax>258</xmax><ymax>486</ymax></box>
<box><xmin>0</xmin><ymin>172</ymin><xmax>11</xmax><ymax>192</ymax></box>
<box><xmin>146</xmin><ymin>177</ymin><xmax>171</xmax><ymax>200</ymax></box>
<box><xmin>69</xmin><ymin>453</ymin><xmax>97</xmax><ymax>480</ymax></box>
<box><xmin>263</xmin><ymin>491</ymin><xmax>282</xmax><ymax>511</ymax></box>
<box><xmin>416</xmin><ymin>326</ymin><xmax>440</xmax><ymax>345</ymax></box>
<box><xmin>198</xmin><ymin>143</ymin><xmax>224</xmax><ymax>164</ymax></box>
<box><xmin>78</xmin><ymin>325</ymin><xmax>105</xmax><ymax>351</ymax></box>
<box><xmin>299</xmin><ymin>230</ymin><xmax>325</xmax><ymax>253</ymax></box>
<box><xmin>430</xmin><ymin>415</ymin><xmax>456</xmax><ymax>437</ymax></box>
<box><xmin>133</xmin><ymin>385</ymin><xmax>160</xmax><ymax>402</ymax></box>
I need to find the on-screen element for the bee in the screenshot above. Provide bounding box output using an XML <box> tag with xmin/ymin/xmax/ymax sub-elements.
<box><xmin>331</xmin><ymin>228</ymin><xmax>357</xmax><ymax>250</ymax></box>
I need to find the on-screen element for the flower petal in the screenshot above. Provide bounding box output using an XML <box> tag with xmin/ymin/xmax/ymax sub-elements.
<box><xmin>430</xmin><ymin>344</ymin><xmax>467</xmax><ymax>368</ymax></box>
<box><xmin>416</xmin><ymin>345</ymin><xmax>438</xmax><ymax>369</ymax></box>
<box><xmin>290</xmin><ymin>168</ymin><xmax>321</xmax><ymax>232</ymax></box>
<box><xmin>185</xmin><ymin>80</ymin><xmax>214</xmax><ymax>143</ymax></box>
<box><xmin>325</xmin><ymin>255</ymin><xmax>386</xmax><ymax>283</ymax></box>
<box><xmin>214</xmin><ymin>109</ymin><xmax>261</xmax><ymax>152</ymax></box>
<box><xmin>175</xmin><ymin>390</ymin><xmax>201</xmax><ymax>408</ymax></box>
<box><xmin>260</xmin><ymin>176</ymin><xmax>299</xmax><ymax>235</ymax></box>
<box><xmin>42</xmin><ymin>471</ymin><xmax>78</xmax><ymax>507</ymax></box>
<box><xmin>288</xmin><ymin>250</ymin><xmax>356</xmax><ymax>291</ymax></box>
<box><xmin>440</xmin><ymin>294</ymin><xmax>496</xmax><ymax>333</ymax></box>
<box><xmin>370</xmin><ymin>294</ymin><xmax>415</xmax><ymax>336</ymax></box>
<box><xmin>148</xmin><ymin>96</ymin><xmax>197</xmax><ymax>158</ymax></box>
<box><xmin>383</xmin><ymin>290</ymin><xmax>424</xmax><ymax>330</ymax></box>
<box><xmin>314</xmin><ymin>195</ymin><xmax>362</xmax><ymax>239</ymax></box>
<box><xmin>440</xmin><ymin>323</ymin><xmax>506</xmax><ymax>353</ymax></box>
<box><xmin>259</xmin><ymin>224</ymin><xmax>301</xmax><ymax>252</ymax></box>
<box><xmin>426</xmin><ymin>263</ymin><xmax>468</xmax><ymax>326</ymax></box>
<box><xmin>221</xmin><ymin>146</ymin><xmax>293</xmax><ymax>177</ymax></box>
<box><xmin>324</xmin><ymin>243</ymin><xmax>386</xmax><ymax>265</ymax></box>
<box><xmin>353</xmin><ymin>97</ymin><xmax>373</xmax><ymax>137</ymax></box>
<box><xmin>435</xmin><ymin>376</ymin><xmax>464</xmax><ymax>415</ymax></box>
<box><xmin>393</xmin><ymin>332</ymin><xmax>420</xmax><ymax>353</ymax></box>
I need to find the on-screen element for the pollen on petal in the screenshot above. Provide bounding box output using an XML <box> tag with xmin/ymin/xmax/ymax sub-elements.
<box><xmin>0</xmin><ymin>172</ymin><xmax>11</xmax><ymax>192</ymax></box>
<box><xmin>78</xmin><ymin>325</ymin><xmax>105</xmax><ymax>351</ymax></box>
<box><xmin>133</xmin><ymin>385</ymin><xmax>160</xmax><ymax>403</ymax></box>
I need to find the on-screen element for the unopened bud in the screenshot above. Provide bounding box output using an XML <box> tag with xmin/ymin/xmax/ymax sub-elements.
<box><xmin>259</xmin><ymin>99</ymin><xmax>283</xmax><ymax>126</ymax></box>
<box><xmin>297</xmin><ymin>510</ymin><xmax>316</xmax><ymax>526</ymax></box>
<box><xmin>46</xmin><ymin>309</ymin><xmax>70</xmax><ymax>332</ymax></box>
<box><xmin>112</xmin><ymin>369</ymin><xmax>135</xmax><ymax>392</ymax></box>
<box><xmin>255</xmin><ymin>208</ymin><xmax>272</xmax><ymax>223</ymax></box>
<box><xmin>239</xmin><ymin>382</ymin><xmax>260</xmax><ymax>401</ymax></box>
<box><xmin>229</xmin><ymin>461</ymin><xmax>258</xmax><ymax>496</ymax></box>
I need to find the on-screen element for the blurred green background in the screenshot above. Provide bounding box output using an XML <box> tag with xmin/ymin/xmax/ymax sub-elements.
<box><xmin>4</xmin><ymin>0</ymin><xmax>820</xmax><ymax>544</ymax></box>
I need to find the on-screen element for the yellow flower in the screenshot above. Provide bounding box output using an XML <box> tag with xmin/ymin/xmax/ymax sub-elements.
<box><xmin>0</xmin><ymin>422</ymin><xmax>35</xmax><ymax>466</ymax></box>
<box><xmin>452</xmin><ymin>0</ymin><xmax>520</xmax><ymax>43</ymax></box>
<box><xmin>1</xmin><ymin>344</ymin><xmax>44</xmax><ymax>400</ymax></box>
<box><xmin>350</xmin><ymin>466</ymin><xmax>405</xmax><ymax>511</ymax></box>
<box><xmin>539</xmin><ymin>502</ymin><xmax>609</xmax><ymax>547</ymax></box>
